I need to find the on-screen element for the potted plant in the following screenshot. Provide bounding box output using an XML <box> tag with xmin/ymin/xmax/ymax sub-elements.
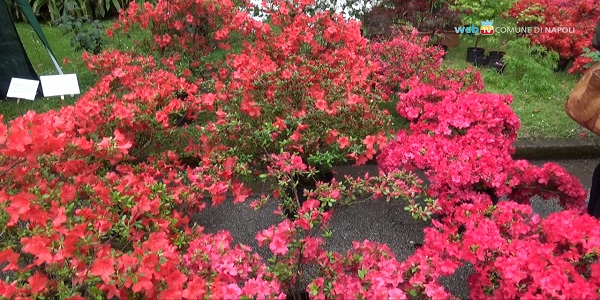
<box><xmin>417</xmin><ymin>17</ymin><xmax>437</xmax><ymax>38</ymax></box>
<box><xmin>487</xmin><ymin>50</ymin><xmax>507</xmax><ymax>72</ymax></box>
<box><xmin>432</xmin><ymin>4</ymin><xmax>463</xmax><ymax>48</ymax></box>
<box><xmin>450</xmin><ymin>0</ymin><xmax>515</xmax><ymax>62</ymax></box>
<box><xmin>393</xmin><ymin>0</ymin><xmax>441</xmax><ymax>38</ymax></box>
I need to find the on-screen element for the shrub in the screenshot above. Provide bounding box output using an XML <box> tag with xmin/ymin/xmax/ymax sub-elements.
<box><xmin>361</xmin><ymin>6</ymin><xmax>397</xmax><ymax>39</ymax></box>
<box><xmin>112</xmin><ymin>0</ymin><xmax>256</xmax><ymax>80</ymax></box>
<box><xmin>204</xmin><ymin>0</ymin><xmax>393</xmax><ymax>174</ymax></box>
<box><xmin>369</xmin><ymin>27</ymin><xmax>484</xmax><ymax>96</ymax></box>
<box><xmin>22</xmin><ymin>0</ymin><xmax>154</xmax><ymax>22</ymax></box>
<box><xmin>58</xmin><ymin>0</ymin><xmax>107</xmax><ymax>54</ymax></box>
<box><xmin>507</xmin><ymin>0</ymin><xmax>600</xmax><ymax>73</ymax></box>
<box><xmin>500</xmin><ymin>37</ymin><xmax>562</xmax><ymax>95</ymax></box>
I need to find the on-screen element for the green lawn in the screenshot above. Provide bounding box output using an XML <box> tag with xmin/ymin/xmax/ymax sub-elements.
<box><xmin>2</xmin><ymin>21</ymin><xmax>586</xmax><ymax>139</ymax></box>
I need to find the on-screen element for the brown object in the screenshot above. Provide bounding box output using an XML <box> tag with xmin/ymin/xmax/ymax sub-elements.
<box><xmin>436</xmin><ymin>30</ymin><xmax>460</xmax><ymax>48</ymax></box>
<box><xmin>417</xmin><ymin>31</ymin><xmax>434</xmax><ymax>38</ymax></box>
<box><xmin>565</xmin><ymin>63</ymin><xmax>600</xmax><ymax>135</ymax></box>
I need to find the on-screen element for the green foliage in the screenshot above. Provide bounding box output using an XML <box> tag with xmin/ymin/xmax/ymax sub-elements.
<box><xmin>473</xmin><ymin>18</ymin><xmax>515</xmax><ymax>48</ymax></box>
<box><xmin>451</xmin><ymin>0</ymin><xmax>516</xmax><ymax>25</ymax></box>
<box><xmin>500</xmin><ymin>38</ymin><xmax>561</xmax><ymax>96</ymax></box>
<box><xmin>450</xmin><ymin>0</ymin><xmax>517</xmax><ymax>48</ymax></box>
<box><xmin>30</xmin><ymin>0</ymin><xmax>67</xmax><ymax>21</ymax></box>
<box><xmin>511</xmin><ymin>3</ymin><xmax>545</xmax><ymax>25</ymax></box>
<box><xmin>57</xmin><ymin>0</ymin><xmax>107</xmax><ymax>54</ymax></box>
<box><xmin>582</xmin><ymin>47</ymin><xmax>600</xmax><ymax>69</ymax></box>
<box><xmin>19</xmin><ymin>0</ymin><xmax>158</xmax><ymax>22</ymax></box>
<box><xmin>4</xmin><ymin>0</ymin><xmax>25</xmax><ymax>19</ymax></box>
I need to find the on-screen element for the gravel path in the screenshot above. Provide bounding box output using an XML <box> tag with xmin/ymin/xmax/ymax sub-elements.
<box><xmin>191</xmin><ymin>159</ymin><xmax>599</xmax><ymax>299</ymax></box>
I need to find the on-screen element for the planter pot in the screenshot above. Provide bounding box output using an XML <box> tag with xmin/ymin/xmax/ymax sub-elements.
<box><xmin>473</xmin><ymin>55</ymin><xmax>489</xmax><ymax>67</ymax></box>
<box><xmin>555</xmin><ymin>57</ymin><xmax>571</xmax><ymax>72</ymax></box>
<box><xmin>416</xmin><ymin>31</ymin><xmax>434</xmax><ymax>39</ymax></box>
<box><xmin>437</xmin><ymin>30</ymin><xmax>460</xmax><ymax>48</ymax></box>
<box><xmin>286</xmin><ymin>290</ymin><xmax>310</xmax><ymax>300</ymax></box>
<box><xmin>488</xmin><ymin>51</ymin><xmax>505</xmax><ymax>63</ymax></box>
<box><xmin>466</xmin><ymin>47</ymin><xmax>485</xmax><ymax>63</ymax></box>
<box><xmin>283</xmin><ymin>171</ymin><xmax>334</xmax><ymax>219</ymax></box>
<box><xmin>489</xmin><ymin>60</ymin><xmax>506</xmax><ymax>73</ymax></box>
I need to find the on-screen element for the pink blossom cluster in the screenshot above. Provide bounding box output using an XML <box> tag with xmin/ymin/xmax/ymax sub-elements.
<box><xmin>376</xmin><ymin>54</ymin><xmax>595</xmax><ymax>297</ymax></box>
<box><xmin>369</xmin><ymin>30</ymin><xmax>484</xmax><ymax>97</ymax></box>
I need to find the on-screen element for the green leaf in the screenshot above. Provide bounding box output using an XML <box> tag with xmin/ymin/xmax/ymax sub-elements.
<box><xmin>409</xmin><ymin>289</ymin><xmax>418</xmax><ymax>297</ymax></box>
<box><xmin>358</xmin><ymin>268</ymin><xmax>367</xmax><ymax>279</ymax></box>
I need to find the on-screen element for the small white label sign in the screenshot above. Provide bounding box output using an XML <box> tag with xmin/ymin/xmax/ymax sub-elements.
<box><xmin>40</xmin><ymin>74</ymin><xmax>80</xmax><ymax>97</ymax></box>
<box><xmin>6</xmin><ymin>78</ymin><xmax>39</xmax><ymax>100</ymax></box>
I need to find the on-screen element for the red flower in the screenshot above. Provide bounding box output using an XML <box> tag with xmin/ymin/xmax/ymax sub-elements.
<box><xmin>90</xmin><ymin>258</ymin><xmax>116</xmax><ymax>284</ymax></box>
<box><xmin>337</xmin><ymin>136</ymin><xmax>350</xmax><ymax>149</ymax></box>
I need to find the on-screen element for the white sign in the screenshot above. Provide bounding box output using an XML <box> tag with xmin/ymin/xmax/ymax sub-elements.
<box><xmin>6</xmin><ymin>78</ymin><xmax>39</xmax><ymax>100</ymax></box>
<box><xmin>40</xmin><ymin>74</ymin><xmax>80</xmax><ymax>97</ymax></box>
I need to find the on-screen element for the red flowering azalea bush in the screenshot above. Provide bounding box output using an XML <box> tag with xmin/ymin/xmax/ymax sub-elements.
<box><xmin>201</xmin><ymin>0</ymin><xmax>393</xmax><ymax>176</ymax></box>
<box><xmin>111</xmin><ymin>0</ymin><xmax>260</xmax><ymax>79</ymax></box>
<box><xmin>0</xmin><ymin>105</ymin><xmax>263</xmax><ymax>297</ymax></box>
<box><xmin>378</xmin><ymin>82</ymin><xmax>586</xmax><ymax>211</ymax></box>
<box><xmin>376</xmin><ymin>52</ymin><xmax>593</xmax><ymax>296</ymax></box>
<box><xmin>369</xmin><ymin>28</ymin><xmax>444</xmax><ymax>95</ymax></box>
<box><xmin>507</xmin><ymin>0</ymin><xmax>600</xmax><ymax>73</ymax></box>
<box><xmin>0</xmin><ymin>115</ymin><xmax>430</xmax><ymax>298</ymax></box>
<box><xmin>308</xmin><ymin>240</ymin><xmax>408</xmax><ymax>299</ymax></box>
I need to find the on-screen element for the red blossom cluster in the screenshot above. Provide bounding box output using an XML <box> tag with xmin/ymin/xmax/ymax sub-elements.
<box><xmin>507</xmin><ymin>0</ymin><xmax>600</xmax><ymax>73</ymax></box>
<box><xmin>195</xmin><ymin>0</ymin><xmax>395</xmax><ymax>171</ymax></box>
<box><xmin>0</xmin><ymin>0</ymin><xmax>597</xmax><ymax>298</ymax></box>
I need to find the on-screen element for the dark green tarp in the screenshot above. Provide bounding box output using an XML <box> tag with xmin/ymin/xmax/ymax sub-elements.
<box><xmin>0</xmin><ymin>0</ymin><xmax>39</xmax><ymax>98</ymax></box>
<box><xmin>15</xmin><ymin>0</ymin><xmax>59</xmax><ymax>63</ymax></box>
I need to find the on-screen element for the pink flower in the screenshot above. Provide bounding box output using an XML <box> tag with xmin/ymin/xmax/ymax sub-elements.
<box><xmin>269</xmin><ymin>235</ymin><xmax>289</xmax><ymax>255</ymax></box>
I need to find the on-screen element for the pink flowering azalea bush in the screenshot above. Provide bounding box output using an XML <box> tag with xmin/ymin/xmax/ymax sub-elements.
<box><xmin>376</xmin><ymin>41</ymin><xmax>595</xmax><ymax>297</ymax></box>
<box><xmin>1</xmin><ymin>0</ymin><xmax>599</xmax><ymax>298</ymax></box>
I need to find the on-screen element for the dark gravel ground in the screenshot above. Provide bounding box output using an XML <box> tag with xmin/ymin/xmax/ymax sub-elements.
<box><xmin>191</xmin><ymin>158</ymin><xmax>600</xmax><ymax>299</ymax></box>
